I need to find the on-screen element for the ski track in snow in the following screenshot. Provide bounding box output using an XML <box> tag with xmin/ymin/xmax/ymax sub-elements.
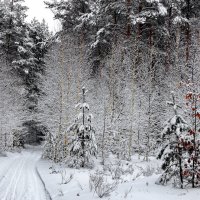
<box><xmin>0</xmin><ymin>150</ymin><xmax>51</xmax><ymax>200</ymax></box>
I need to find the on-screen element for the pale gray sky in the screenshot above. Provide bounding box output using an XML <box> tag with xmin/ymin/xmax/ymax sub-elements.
<box><xmin>24</xmin><ymin>0</ymin><xmax>61</xmax><ymax>32</ymax></box>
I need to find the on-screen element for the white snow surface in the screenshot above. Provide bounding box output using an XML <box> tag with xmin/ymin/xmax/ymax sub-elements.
<box><xmin>1</xmin><ymin>149</ymin><xmax>200</xmax><ymax>200</ymax></box>
<box><xmin>0</xmin><ymin>147</ymin><xmax>51</xmax><ymax>200</ymax></box>
<box><xmin>37</xmin><ymin>155</ymin><xmax>200</xmax><ymax>200</ymax></box>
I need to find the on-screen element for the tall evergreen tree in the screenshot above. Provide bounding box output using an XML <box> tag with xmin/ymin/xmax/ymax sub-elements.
<box><xmin>0</xmin><ymin>0</ymin><xmax>50</xmax><ymax>143</ymax></box>
<box><xmin>22</xmin><ymin>19</ymin><xmax>50</xmax><ymax>143</ymax></box>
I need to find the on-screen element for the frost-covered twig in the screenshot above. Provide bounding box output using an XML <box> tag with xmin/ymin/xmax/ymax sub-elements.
<box><xmin>89</xmin><ymin>172</ymin><xmax>118</xmax><ymax>198</ymax></box>
<box><xmin>60</xmin><ymin>170</ymin><xmax>73</xmax><ymax>184</ymax></box>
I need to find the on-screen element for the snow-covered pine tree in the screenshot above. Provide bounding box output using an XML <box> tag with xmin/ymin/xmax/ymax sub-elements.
<box><xmin>157</xmin><ymin>92</ymin><xmax>189</xmax><ymax>188</ymax></box>
<box><xmin>22</xmin><ymin>18</ymin><xmax>51</xmax><ymax>144</ymax></box>
<box><xmin>0</xmin><ymin>0</ymin><xmax>30</xmax><ymax>149</ymax></box>
<box><xmin>67</xmin><ymin>87</ymin><xmax>97</xmax><ymax>168</ymax></box>
<box><xmin>0</xmin><ymin>0</ymin><xmax>31</xmax><ymax>63</ymax></box>
<box><xmin>0</xmin><ymin>1</ymin><xmax>51</xmax><ymax>145</ymax></box>
<box><xmin>87</xmin><ymin>0</ymin><xmax>127</xmax><ymax>76</ymax></box>
<box><xmin>45</xmin><ymin>0</ymin><xmax>91</xmax><ymax>34</ymax></box>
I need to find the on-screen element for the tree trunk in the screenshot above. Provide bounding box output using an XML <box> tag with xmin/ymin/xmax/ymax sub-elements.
<box><xmin>185</xmin><ymin>0</ymin><xmax>190</xmax><ymax>66</ymax></box>
<box><xmin>165</xmin><ymin>6</ymin><xmax>172</xmax><ymax>71</ymax></box>
<box><xmin>82</xmin><ymin>87</ymin><xmax>86</xmax><ymax>167</ymax></box>
<box><xmin>178</xmin><ymin>144</ymin><xmax>183</xmax><ymax>189</ymax></box>
<box><xmin>126</xmin><ymin>0</ymin><xmax>131</xmax><ymax>37</ymax></box>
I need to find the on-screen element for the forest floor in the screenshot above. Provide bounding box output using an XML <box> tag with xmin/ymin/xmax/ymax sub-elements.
<box><xmin>38</xmin><ymin>155</ymin><xmax>200</xmax><ymax>200</ymax></box>
<box><xmin>0</xmin><ymin>147</ymin><xmax>200</xmax><ymax>200</ymax></box>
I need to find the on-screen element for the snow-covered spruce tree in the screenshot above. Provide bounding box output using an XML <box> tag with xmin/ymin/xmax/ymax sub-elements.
<box><xmin>157</xmin><ymin>92</ymin><xmax>189</xmax><ymax>188</ymax></box>
<box><xmin>0</xmin><ymin>0</ymin><xmax>30</xmax><ymax>148</ymax></box>
<box><xmin>22</xmin><ymin>19</ymin><xmax>51</xmax><ymax>144</ymax></box>
<box><xmin>67</xmin><ymin>87</ymin><xmax>97</xmax><ymax>168</ymax></box>
<box><xmin>0</xmin><ymin>1</ymin><xmax>51</xmax><ymax>145</ymax></box>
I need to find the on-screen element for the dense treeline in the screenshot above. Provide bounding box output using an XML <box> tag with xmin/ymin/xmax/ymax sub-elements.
<box><xmin>42</xmin><ymin>0</ymin><xmax>200</xmax><ymax>163</ymax></box>
<box><xmin>0</xmin><ymin>0</ymin><xmax>50</xmax><ymax>149</ymax></box>
<box><xmin>1</xmin><ymin>0</ymin><xmax>200</xmax><ymax>188</ymax></box>
<box><xmin>42</xmin><ymin>0</ymin><xmax>200</xmax><ymax>188</ymax></box>
<box><xmin>45</xmin><ymin>0</ymin><xmax>200</xmax><ymax>74</ymax></box>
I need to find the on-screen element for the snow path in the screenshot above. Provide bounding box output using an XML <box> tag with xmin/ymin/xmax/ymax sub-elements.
<box><xmin>0</xmin><ymin>149</ymin><xmax>51</xmax><ymax>200</ymax></box>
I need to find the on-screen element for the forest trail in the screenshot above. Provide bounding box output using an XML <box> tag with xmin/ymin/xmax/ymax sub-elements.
<box><xmin>0</xmin><ymin>148</ymin><xmax>51</xmax><ymax>200</ymax></box>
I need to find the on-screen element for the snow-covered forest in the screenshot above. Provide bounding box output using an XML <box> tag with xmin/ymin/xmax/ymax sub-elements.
<box><xmin>0</xmin><ymin>0</ymin><xmax>200</xmax><ymax>199</ymax></box>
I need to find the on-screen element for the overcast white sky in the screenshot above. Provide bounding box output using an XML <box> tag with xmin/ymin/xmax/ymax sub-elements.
<box><xmin>24</xmin><ymin>0</ymin><xmax>61</xmax><ymax>32</ymax></box>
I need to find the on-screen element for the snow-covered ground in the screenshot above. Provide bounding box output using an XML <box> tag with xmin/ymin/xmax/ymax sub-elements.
<box><xmin>0</xmin><ymin>147</ymin><xmax>51</xmax><ymax>200</ymax></box>
<box><xmin>1</xmin><ymin>148</ymin><xmax>200</xmax><ymax>200</ymax></box>
<box><xmin>37</xmin><ymin>154</ymin><xmax>200</xmax><ymax>200</ymax></box>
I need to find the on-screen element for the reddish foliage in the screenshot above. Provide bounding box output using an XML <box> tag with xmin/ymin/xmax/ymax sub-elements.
<box><xmin>196</xmin><ymin>113</ymin><xmax>200</xmax><ymax>119</ymax></box>
<box><xmin>186</xmin><ymin>93</ymin><xmax>193</xmax><ymax>100</ymax></box>
<box><xmin>189</xmin><ymin>129</ymin><xmax>195</xmax><ymax>135</ymax></box>
<box><xmin>183</xmin><ymin>170</ymin><xmax>189</xmax><ymax>177</ymax></box>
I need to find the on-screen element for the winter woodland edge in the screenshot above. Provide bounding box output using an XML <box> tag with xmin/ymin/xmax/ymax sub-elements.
<box><xmin>0</xmin><ymin>0</ymin><xmax>200</xmax><ymax>191</ymax></box>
